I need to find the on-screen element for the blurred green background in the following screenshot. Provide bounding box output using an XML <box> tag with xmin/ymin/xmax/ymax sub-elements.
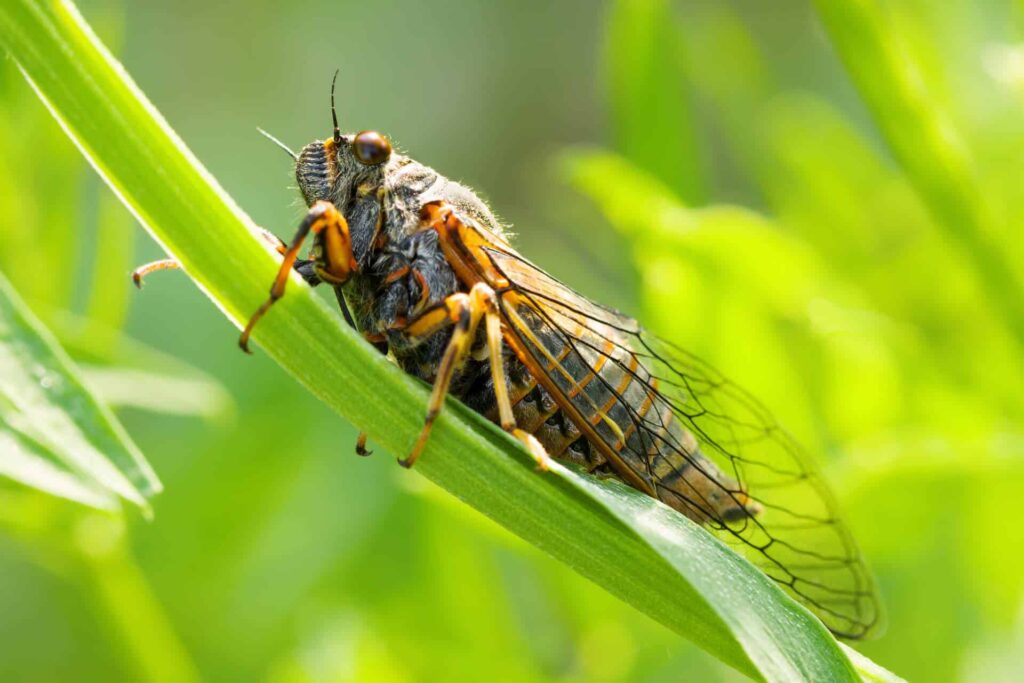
<box><xmin>2</xmin><ymin>0</ymin><xmax>1024</xmax><ymax>680</ymax></box>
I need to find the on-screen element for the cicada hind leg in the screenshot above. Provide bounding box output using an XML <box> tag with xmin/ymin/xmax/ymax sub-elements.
<box><xmin>392</xmin><ymin>281</ymin><xmax>551</xmax><ymax>471</ymax></box>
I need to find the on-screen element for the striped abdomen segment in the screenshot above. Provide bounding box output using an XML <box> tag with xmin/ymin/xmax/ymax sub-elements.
<box><xmin>501</xmin><ymin>302</ymin><xmax>753</xmax><ymax>525</ymax></box>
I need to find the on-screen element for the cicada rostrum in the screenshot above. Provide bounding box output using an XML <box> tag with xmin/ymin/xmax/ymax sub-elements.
<box><xmin>135</xmin><ymin>75</ymin><xmax>882</xmax><ymax>639</ymax></box>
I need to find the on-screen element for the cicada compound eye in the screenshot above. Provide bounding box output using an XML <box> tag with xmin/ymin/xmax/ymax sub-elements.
<box><xmin>352</xmin><ymin>130</ymin><xmax>392</xmax><ymax>166</ymax></box>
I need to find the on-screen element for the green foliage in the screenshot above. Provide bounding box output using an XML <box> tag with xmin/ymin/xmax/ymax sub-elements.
<box><xmin>0</xmin><ymin>270</ymin><xmax>159</xmax><ymax>510</ymax></box>
<box><xmin>813</xmin><ymin>0</ymin><xmax>1024</xmax><ymax>348</ymax></box>
<box><xmin>0</xmin><ymin>1</ymin><xmax>901</xmax><ymax>680</ymax></box>
<box><xmin>605</xmin><ymin>0</ymin><xmax>704</xmax><ymax>203</ymax></box>
<box><xmin>0</xmin><ymin>0</ymin><xmax>1021</xmax><ymax>681</ymax></box>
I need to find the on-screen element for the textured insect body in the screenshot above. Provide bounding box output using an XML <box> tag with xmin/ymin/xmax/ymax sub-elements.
<box><xmin>285</xmin><ymin>127</ymin><xmax>755</xmax><ymax>529</ymax></box>
<box><xmin>290</xmin><ymin>133</ymin><xmax>499</xmax><ymax>379</ymax></box>
<box><xmin>424</xmin><ymin>209</ymin><xmax>757</xmax><ymax>524</ymax></box>
<box><xmin>137</xmin><ymin>79</ymin><xmax>880</xmax><ymax>640</ymax></box>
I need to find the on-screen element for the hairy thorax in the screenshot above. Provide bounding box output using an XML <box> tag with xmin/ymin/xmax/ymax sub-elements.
<box><xmin>320</xmin><ymin>154</ymin><xmax>507</xmax><ymax>388</ymax></box>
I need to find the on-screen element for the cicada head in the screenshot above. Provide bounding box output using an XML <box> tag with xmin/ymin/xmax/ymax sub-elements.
<box><xmin>295</xmin><ymin>72</ymin><xmax>394</xmax><ymax>208</ymax></box>
<box><xmin>296</xmin><ymin>131</ymin><xmax>393</xmax><ymax>205</ymax></box>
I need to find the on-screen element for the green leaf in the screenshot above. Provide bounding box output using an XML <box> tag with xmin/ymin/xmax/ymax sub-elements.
<box><xmin>604</xmin><ymin>0</ymin><xmax>704</xmax><ymax>203</ymax></box>
<box><xmin>0</xmin><ymin>1</ymin><xmax>901</xmax><ymax>680</ymax></box>
<box><xmin>553</xmin><ymin>465</ymin><xmax>866</xmax><ymax>681</ymax></box>
<box><xmin>79</xmin><ymin>365</ymin><xmax>232</xmax><ymax>420</ymax></box>
<box><xmin>812</xmin><ymin>0</ymin><xmax>1024</xmax><ymax>349</ymax></box>
<box><xmin>0</xmin><ymin>59</ymin><xmax>83</xmax><ymax>313</ymax></box>
<box><xmin>0</xmin><ymin>270</ymin><xmax>160</xmax><ymax>510</ymax></box>
<box><xmin>35</xmin><ymin>308</ymin><xmax>237</xmax><ymax>421</ymax></box>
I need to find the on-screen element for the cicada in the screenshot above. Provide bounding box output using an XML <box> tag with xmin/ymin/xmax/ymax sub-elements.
<box><xmin>135</xmin><ymin>76</ymin><xmax>882</xmax><ymax>639</ymax></box>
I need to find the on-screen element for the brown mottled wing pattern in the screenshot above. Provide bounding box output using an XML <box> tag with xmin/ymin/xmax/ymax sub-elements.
<box><xmin>482</xmin><ymin>244</ymin><xmax>882</xmax><ymax>640</ymax></box>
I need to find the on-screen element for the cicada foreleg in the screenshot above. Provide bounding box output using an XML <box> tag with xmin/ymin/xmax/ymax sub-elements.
<box><xmin>132</xmin><ymin>226</ymin><xmax>293</xmax><ymax>288</ymax></box>
<box><xmin>239</xmin><ymin>200</ymin><xmax>356</xmax><ymax>353</ymax></box>
<box><xmin>131</xmin><ymin>259</ymin><xmax>180</xmax><ymax>288</ymax></box>
<box><xmin>396</xmin><ymin>282</ymin><xmax>552</xmax><ymax>471</ymax></box>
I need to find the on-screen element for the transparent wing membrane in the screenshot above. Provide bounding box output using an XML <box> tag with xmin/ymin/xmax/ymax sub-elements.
<box><xmin>483</xmin><ymin>245</ymin><xmax>882</xmax><ymax>639</ymax></box>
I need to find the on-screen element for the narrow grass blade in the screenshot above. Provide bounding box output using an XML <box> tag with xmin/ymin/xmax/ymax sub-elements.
<box><xmin>80</xmin><ymin>365</ymin><xmax>232</xmax><ymax>419</ymax></box>
<box><xmin>0</xmin><ymin>270</ymin><xmax>160</xmax><ymax>509</ymax></box>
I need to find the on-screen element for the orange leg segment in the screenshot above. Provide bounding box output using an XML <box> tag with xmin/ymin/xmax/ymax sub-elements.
<box><xmin>239</xmin><ymin>200</ymin><xmax>355</xmax><ymax>353</ymax></box>
<box><xmin>399</xmin><ymin>285</ymin><xmax>488</xmax><ymax>468</ymax></box>
<box><xmin>481</xmin><ymin>291</ymin><xmax>552</xmax><ymax>471</ymax></box>
<box><xmin>397</xmin><ymin>281</ymin><xmax>553</xmax><ymax>471</ymax></box>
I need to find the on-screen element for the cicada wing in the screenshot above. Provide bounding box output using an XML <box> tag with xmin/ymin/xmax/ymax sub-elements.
<box><xmin>630</xmin><ymin>333</ymin><xmax>883</xmax><ymax>639</ymax></box>
<box><xmin>482</xmin><ymin>244</ymin><xmax>883</xmax><ymax>640</ymax></box>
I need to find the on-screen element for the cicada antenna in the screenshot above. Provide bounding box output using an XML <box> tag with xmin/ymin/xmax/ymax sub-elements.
<box><xmin>330</xmin><ymin>69</ymin><xmax>342</xmax><ymax>145</ymax></box>
<box><xmin>256</xmin><ymin>127</ymin><xmax>298</xmax><ymax>160</ymax></box>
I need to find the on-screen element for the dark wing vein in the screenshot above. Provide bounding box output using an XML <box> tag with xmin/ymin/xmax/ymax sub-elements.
<box><xmin>482</xmin><ymin>245</ymin><xmax>882</xmax><ymax>639</ymax></box>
